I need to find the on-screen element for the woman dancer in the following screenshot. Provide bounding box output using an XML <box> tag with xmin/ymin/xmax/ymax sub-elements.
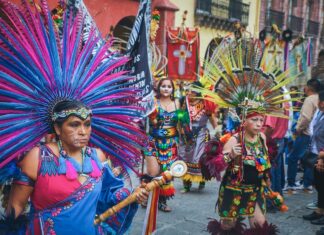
<box><xmin>179</xmin><ymin>82</ymin><xmax>218</xmax><ymax>192</ymax></box>
<box><xmin>6</xmin><ymin>101</ymin><xmax>148</xmax><ymax>234</ymax></box>
<box><xmin>144</xmin><ymin>78</ymin><xmax>189</xmax><ymax>212</ymax></box>
<box><xmin>0</xmin><ymin>1</ymin><xmax>148</xmax><ymax>234</ymax></box>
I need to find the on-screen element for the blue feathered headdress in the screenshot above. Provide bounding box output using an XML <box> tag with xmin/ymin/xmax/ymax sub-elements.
<box><xmin>0</xmin><ymin>0</ymin><xmax>145</xmax><ymax>173</ymax></box>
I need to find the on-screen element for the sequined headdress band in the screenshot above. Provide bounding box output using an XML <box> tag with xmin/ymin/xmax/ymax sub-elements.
<box><xmin>52</xmin><ymin>108</ymin><xmax>92</xmax><ymax>121</ymax></box>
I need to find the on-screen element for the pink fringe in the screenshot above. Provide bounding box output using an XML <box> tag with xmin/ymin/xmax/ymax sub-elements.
<box><xmin>66</xmin><ymin>161</ymin><xmax>78</xmax><ymax>180</ymax></box>
<box><xmin>89</xmin><ymin>159</ymin><xmax>101</xmax><ymax>178</ymax></box>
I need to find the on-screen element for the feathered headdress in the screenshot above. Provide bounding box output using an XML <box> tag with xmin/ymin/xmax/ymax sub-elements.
<box><xmin>0</xmin><ymin>0</ymin><xmax>145</xmax><ymax>172</ymax></box>
<box><xmin>149</xmin><ymin>9</ymin><xmax>167</xmax><ymax>83</ymax></box>
<box><xmin>192</xmin><ymin>38</ymin><xmax>301</xmax><ymax>119</ymax></box>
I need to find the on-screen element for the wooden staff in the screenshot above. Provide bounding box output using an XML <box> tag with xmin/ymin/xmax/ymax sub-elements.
<box><xmin>94</xmin><ymin>160</ymin><xmax>187</xmax><ymax>225</ymax></box>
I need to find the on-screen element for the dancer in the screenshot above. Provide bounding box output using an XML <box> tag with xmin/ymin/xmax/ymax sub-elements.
<box><xmin>179</xmin><ymin>81</ymin><xmax>218</xmax><ymax>192</ymax></box>
<box><xmin>196</xmin><ymin>38</ymin><xmax>296</xmax><ymax>234</ymax></box>
<box><xmin>144</xmin><ymin>78</ymin><xmax>189</xmax><ymax>212</ymax></box>
<box><xmin>0</xmin><ymin>1</ymin><xmax>148</xmax><ymax>234</ymax></box>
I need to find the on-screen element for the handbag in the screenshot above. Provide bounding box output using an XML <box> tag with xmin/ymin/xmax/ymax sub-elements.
<box><xmin>302</xmin><ymin>151</ymin><xmax>318</xmax><ymax>168</ymax></box>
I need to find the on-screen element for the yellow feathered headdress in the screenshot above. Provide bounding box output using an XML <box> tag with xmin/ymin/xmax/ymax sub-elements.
<box><xmin>192</xmin><ymin>38</ymin><xmax>301</xmax><ymax>119</ymax></box>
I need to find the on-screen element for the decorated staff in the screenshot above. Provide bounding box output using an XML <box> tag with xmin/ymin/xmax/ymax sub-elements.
<box><xmin>0</xmin><ymin>1</ymin><xmax>148</xmax><ymax>234</ymax></box>
<box><xmin>194</xmin><ymin>38</ymin><xmax>300</xmax><ymax>235</ymax></box>
<box><xmin>94</xmin><ymin>160</ymin><xmax>187</xmax><ymax>226</ymax></box>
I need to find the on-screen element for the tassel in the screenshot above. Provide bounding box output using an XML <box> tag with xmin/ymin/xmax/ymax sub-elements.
<box><xmin>57</xmin><ymin>156</ymin><xmax>67</xmax><ymax>174</ymax></box>
<box><xmin>82</xmin><ymin>156</ymin><xmax>93</xmax><ymax>174</ymax></box>
<box><xmin>89</xmin><ymin>159</ymin><xmax>101</xmax><ymax>178</ymax></box>
<box><xmin>65</xmin><ymin>160</ymin><xmax>78</xmax><ymax>180</ymax></box>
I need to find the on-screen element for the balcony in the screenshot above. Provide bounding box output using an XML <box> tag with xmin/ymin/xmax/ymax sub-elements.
<box><xmin>266</xmin><ymin>9</ymin><xmax>284</xmax><ymax>29</ymax></box>
<box><xmin>288</xmin><ymin>15</ymin><xmax>303</xmax><ymax>33</ymax></box>
<box><xmin>307</xmin><ymin>20</ymin><xmax>320</xmax><ymax>36</ymax></box>
<box><xmin>196</xmin><ymin>0</ymin><xmax>250</xmax><ymax>29</ymax></box>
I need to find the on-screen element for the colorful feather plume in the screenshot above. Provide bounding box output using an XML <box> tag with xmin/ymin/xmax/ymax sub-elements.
<box><xmin>243</xmin><ymin>222</ymin><xmax>279</xmax><ymax>235</ymax></box>
<box><xmin>193</xmin><ymin>38</ymin><xmax>301</xmax><ymax>118</ymax></box>
<box><xmin>207</xmin><ymin>217</ymin><xmax>246</xmax><ymax>235</ymax></box>
<box><xmin>0</xmin><ymin>0</ymin><xmax>145</xmax><ymax>173</ymax></box>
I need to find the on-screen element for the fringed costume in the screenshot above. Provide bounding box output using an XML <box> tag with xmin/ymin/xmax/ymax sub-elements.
<box><xmin>179</xmin><ymin>98</ymin><xmax>217</xmax><ymax>191</ymax></box>
<box><xmin>218</xmin><ymin>134</ymin><xmax>271</xmax><ymax>218</ymax></box>
<box><xmin>193</xmin><ymin>37</ymin><xmax>297</xmax><ymax>235</ymax></box>
<box><xmin>0</xmin><ymin>1</ymin><xmax>145</xmax><ymax>234</ymax></box>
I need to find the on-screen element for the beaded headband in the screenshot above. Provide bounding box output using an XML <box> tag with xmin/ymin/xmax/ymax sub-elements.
<box><xmin>52</xmin><ymin>107</ymin><xmax>92</xmax><ymax>121</ymax></box>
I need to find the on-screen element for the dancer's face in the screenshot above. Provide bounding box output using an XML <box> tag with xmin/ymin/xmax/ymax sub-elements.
<box><xmin>55</xmin><ymin>116</ymin><xmax>92</xmax><ymax>149</ymax></box>
<box><xmin>159</xmin><ymin>80</ymin><xmax>173</xmax><ymax>98</ymax></box>
<box><xmin>244</xmin><ymin>115</ymin><xmax>264</xmax><ymax>136</ymax></box>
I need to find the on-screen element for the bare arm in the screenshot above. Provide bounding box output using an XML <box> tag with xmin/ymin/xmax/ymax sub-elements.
<box><xmin>223</xmin><ymin>135</ymin><xmax>238</xmax><ymax>154</ymax></box>
<box><xmin>7</xmin><ymin>147</ymin><xmax>39</xmax><ymax>218</ymax></box>
<box><xmin>209</xmin><ymin>112</ymin><xmax>218</xmax><ymax>129</ymax></box>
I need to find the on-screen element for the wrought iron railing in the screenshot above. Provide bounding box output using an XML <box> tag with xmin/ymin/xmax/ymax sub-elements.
<box><xmin>196</xmin><ymin>0</ymin><xmax>250</xmax><ymax>25</ymax></box>
<box><xmin>307</xmin><ymin>20</ymin><xmax>320</xmax><ymax>35</ymax></box>
<box><xmin>267</xmin><ymin>9</ymin><xmax>285</xmax><ymax>28</ymax></box>
<box><xmin>288</xmin><ymin>15</ymin><xmax>303</xmax><ymax>33</ymax></box>
<box><xmin>229</xmin><ymin>0</ymin><xmax>249</xmax><ymax>25</ymax></box>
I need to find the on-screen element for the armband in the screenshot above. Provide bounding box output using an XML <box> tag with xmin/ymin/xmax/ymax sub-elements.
<box><xmin>13</xmin><ymin>172</ymin><xmax>35</xmax><ymax>187</ymax></box>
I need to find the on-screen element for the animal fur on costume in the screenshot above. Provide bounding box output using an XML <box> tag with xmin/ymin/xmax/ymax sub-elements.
<box><xmin>200</xmin><ymin>139</ymin><xmax>227</xmax><ymax>181</ymax></box>
<box><xmin>243</xmin><ymin>221</ymin><xmax>279</xmax><ymax>235</ymax></box>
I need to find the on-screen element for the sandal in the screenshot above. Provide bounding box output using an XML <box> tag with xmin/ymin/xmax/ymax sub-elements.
<box><xmin>158</xmin><ymin>202</ymin><xmax>172</xmax><ymax>212</ymax></box>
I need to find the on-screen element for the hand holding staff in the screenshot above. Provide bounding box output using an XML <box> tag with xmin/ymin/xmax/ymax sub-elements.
<box><xmin>94</xmin><ymin>160</ymin><xmax>187</xmax><ymax>225</ymax></box>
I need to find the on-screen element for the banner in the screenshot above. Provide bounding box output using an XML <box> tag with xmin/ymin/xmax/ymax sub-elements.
<box><xmin>289</xmin><ymin>38</ymin><xmax>312</xmax><ymax>75</ymax></box>
<box><xmin>126</xmin><ymin>0</ymin><xmax>154</xmax><ymax>116</ymax></box>
<box><xmin>167</xmin><ymin>27</ymin><xmax>200</xmax><ymax>81</ymax></box>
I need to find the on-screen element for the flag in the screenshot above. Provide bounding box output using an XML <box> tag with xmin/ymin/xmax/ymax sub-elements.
<box><xmin>126</xmin><ymin>0</ymin><xmax>154</xmax><ymax>116</ymax></box>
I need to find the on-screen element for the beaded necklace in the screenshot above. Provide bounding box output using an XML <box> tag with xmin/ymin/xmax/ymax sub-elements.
<box><xmin>244</xmin><ymin>136</ymin><xmax>270</xmax><ymax>172</ymax></box>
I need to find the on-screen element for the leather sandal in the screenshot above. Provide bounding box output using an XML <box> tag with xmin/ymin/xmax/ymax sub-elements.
<box><xmin>158</xmin><ymin>202</ymin><xmax>172</xmax><ymax>212</ymax></box>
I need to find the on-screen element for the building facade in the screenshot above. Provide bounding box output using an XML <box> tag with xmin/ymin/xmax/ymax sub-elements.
<box><xmin>259</xmin><ymin>0</ymin><xmax>324</xmax><ymax>70</ymax></box>
<box><xmin>10</xmin><ymin>0</ymin><xmax>323</xmax><ymax>79</ymax></box>
<box><xmin>170</xmin><ymin>0</ymin><xmax>260</xmax><ymax>62</ymax></box>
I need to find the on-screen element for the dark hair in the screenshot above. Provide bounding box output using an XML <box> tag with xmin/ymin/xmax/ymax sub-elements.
<box><xmin>307</xmin><ymin>78</ymin><xmax>322</xmax><ymax>92</ymax></box>
<box><xmin>319</xmin><ymin>90</ymin><xmax>324</xmax><ymax>101</ymax></box>
<box><xmin>190</xmin><ymin>81</ymin><xmax>203</xmax><ymax>97</ymax></box>
<box><xmin>156</xmin><ymin>78</ymin><xmax>175</xmax><ymax>100</ymax></box>
<box><xmin>53</xmin><ymin>100</ymin><xmax>90</xmax><ymax>127</ymax></box>
<box><xmin>290</xmin><ymin>86</ymin><xmax>298</xmax><ymax>91</ymax></box>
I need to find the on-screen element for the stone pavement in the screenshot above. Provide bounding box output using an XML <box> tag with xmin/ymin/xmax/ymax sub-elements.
<box><xmin>130</xmin><ymin>178</ymin><xmax>320</xmax><ymax>235</ymax></box>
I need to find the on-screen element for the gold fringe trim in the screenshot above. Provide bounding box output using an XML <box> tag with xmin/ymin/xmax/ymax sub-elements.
<box><xmin>181</xmin><ymin>173</ymin><xmax>205</xmax><ymax>183</ymax></box>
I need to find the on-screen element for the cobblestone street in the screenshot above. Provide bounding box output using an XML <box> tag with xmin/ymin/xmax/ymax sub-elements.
<box><xmin>132</xmin><ymin>178</ymin><xmax>319</xmax><ymax>235</ymax></box>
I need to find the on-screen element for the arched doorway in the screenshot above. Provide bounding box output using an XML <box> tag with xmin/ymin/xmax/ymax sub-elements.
<box><xmin>203</xmin><ymin>37</ymin><xmax>223</xmax><ymax>68</ymax></box>
<box><xmin>113</xmin><ymin>16</ymin><xmax>136</xmax><ymax>52</ymax></box>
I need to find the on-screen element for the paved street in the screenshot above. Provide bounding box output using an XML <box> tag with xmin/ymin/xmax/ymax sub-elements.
<box><xmin>131</xmin><ymin>177</ymin><xmax>319</xmax><ymax>235</ymax></box>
